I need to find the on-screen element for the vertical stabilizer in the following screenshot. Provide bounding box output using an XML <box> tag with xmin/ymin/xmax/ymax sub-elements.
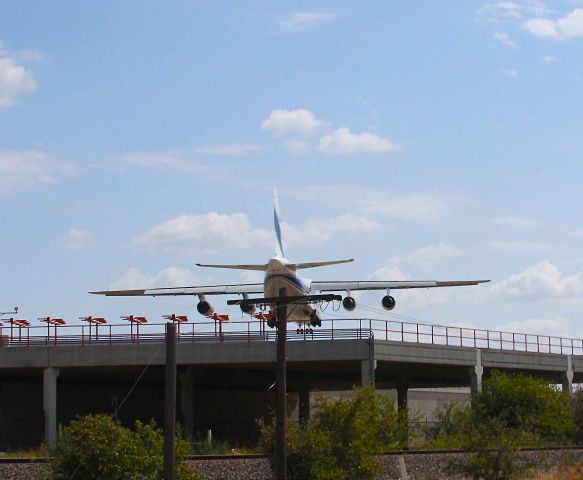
<box><xmin>273</xmin><ymin>189</ymin><xmax>286</xmax><ymax>258</ymax></box>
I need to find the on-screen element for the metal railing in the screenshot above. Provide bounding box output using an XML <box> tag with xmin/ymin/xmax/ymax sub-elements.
<box><xmin>0</xmin><ymin>318</ymin><xmax>581</xmax><ymax>355</ymax></box>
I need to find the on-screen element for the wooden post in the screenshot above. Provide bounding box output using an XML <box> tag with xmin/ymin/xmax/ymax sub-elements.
<box><xmin>275</xmin><ymin>287</ymin><xmax>288</xmax><ymax>480</ymax></box>
<box><xmin>164</xmin><ymin>322</ymin><xmax>177</xmax><ymax>480</ymax></box>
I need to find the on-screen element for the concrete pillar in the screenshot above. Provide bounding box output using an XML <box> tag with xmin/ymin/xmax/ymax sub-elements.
<box><xmin>299</xmin><ymin>389</ymin><xmax>310</xmax><ymax>424</ymax></box>
<box><xmin>397</xmin><ymin>383</ymin><xmax>408</xmax><ymax>412</ymax></box>
<box><xmin>179</xmin><ymin>368</ymin><xmax>194</xmax><ymax>440</ymax></box>
<box><xmin>43</xmin><ymin>367</ymin><xmax>59</xmax><ymax>447</ymax></box>
<box><xmin>562</xmin><ymin>356</ymin><xmax>574</xmax><ymax>395</ymax></box>
<box><xmin>397</xmin><ymin>383</ymin><xmax>409</xmax><ymax>447</ymax></box>
<box><xmin>470</xmin><ymin>349</ymin><xmax>483</xmax><ymax>395</ymax></box>
<box><xmin>361</xmin><ymin>360</ymin><xmax>376</xmax><ymax>388</ymax></box>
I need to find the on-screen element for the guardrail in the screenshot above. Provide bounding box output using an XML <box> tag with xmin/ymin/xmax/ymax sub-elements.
<box><xmin>0</xmin><ymin>318</ymin><xmax>581</xmax><ymax>355</ymax></box>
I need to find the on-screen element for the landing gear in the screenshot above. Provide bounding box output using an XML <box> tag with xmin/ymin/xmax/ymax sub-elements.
<box><xmin>297</xmin><ymin>327</ymin><xmax>314</xmax><ymax>334</ymax></box>
<box><xmin>309</xmin><ymin>311</ymin><xmax>321</xmax><ymax>328</ymax></box>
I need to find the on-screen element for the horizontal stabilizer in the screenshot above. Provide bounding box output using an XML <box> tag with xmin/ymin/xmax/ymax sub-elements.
<box><xmin>294</xmin><ymin>259</ymin><xmax>354</xmax><ymax>270</ymax></box>
<box><xmin>196</xmin><ymin>263</ymin><xmax>268</xmax><ymax>271</ymax></box>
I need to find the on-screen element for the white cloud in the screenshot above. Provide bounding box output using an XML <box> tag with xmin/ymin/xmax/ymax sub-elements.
<box><xmin>134</xmin><ymin>212</ymin><xmax>272</xmax><ymax>256</ymax></box>
<box><xmin>541</xmin><ymin>54</ymin><xmax>557</xmax><ymax>62</ymax></box>
<box><xmin>488</xmin><ymin>216</ymin><xmax>537</xmax><ymax>227</ymax></box>
<box><xmin>123</xmin><ymin>151</ymin><xmax>200</xmax><ymax>172</ymax></box>
<box><xmin>288</xmin><ymin>186</ymin><xmax>446</xmax><ymax>220</ymax></box>
<box><xmin>502</xmin><ymin>68</ymin><xmax>519</xmax><ymax>78</ymax></box>
<box><xmin>277</xmin><ymin>12</ymin><xmax>335</xmax><ymax>32</ymax></box>
<box><xmin>194</xmin><ymin>144</ymin><xmax>264</xmax><ymax>156</ymax></box>
<box><xmin>0</xmin><ymin>150</ymin><xmax>72</xmax><ymax>193</ymax></box>
<box><xmin>496</xmin><ymin>317</ymin><xmax>570</xmax><ymax>335</ymax></box>
<box><xmin>318</xmin><ymin>127</ymin><xmax>398</xmax><ymax>154</ymax></box>
<box><xmin>0</xmin><ymin>44</ymin><xmax>37</xmax><ymax>107</ymax></box>
<box><xmin>65</xmin><ymin>229</ymin><xmax>94</xmax><ymax>251</ymax></box>
<box><xmin>389</xmin><ymin>244</ymin><xmax>463</xmax><ymax>267</ymax></box>
<box><xmin>493</xmin><ymin>31</ymin><xmax>518</xmax><ymax>47</ymax></box>
<box><xmin>487</xmin><ymin>241</ymin><xmax>552</xmax><ymax>252</ymax></box>
<box><xmin>479</xmin><ymin>1</ymin><xmax>550</xmax><ymax>22</ymax></box>
<box><xmin>239</xmin><ymin>270</ymin><xmax>264</xmax><ymax>284</ymax></box>
<box><xmin>111</xmin><ymin>267</ymin><xmax>198</xmax><ymax>289</ymax></box>
<box><xmin>261</xmin><ymin>109</ymin><xmax>325</xmax><ymax>137</ymax></box>
<box><xmin>282</xmin><ymin>214</ymin><xmax>381</xmax><ymax>248</ymax></box>
<box><xmin>523</xmin><ymin>8</ymin><xmax>583</xmax><ymax>39</ymax></box>
<box><xmin>490</xmin><ymin>260</ymin><xmax>583</xmax><ymax>303</ymax></box>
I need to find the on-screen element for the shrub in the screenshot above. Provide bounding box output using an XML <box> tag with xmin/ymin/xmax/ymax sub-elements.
<box><xmin>427</xmin><ymin>371</ymin><xmax>576</xmax><ymax>480</ymax></box>
<box><xmin>260</xmin><ymin>387</ymin><xmax>405</xmax><ymax>480</ymax></box>
<box><xmin>45</xmin><ymin>414</ymin><xmax>199</xmax><ymax>480</ymax></box>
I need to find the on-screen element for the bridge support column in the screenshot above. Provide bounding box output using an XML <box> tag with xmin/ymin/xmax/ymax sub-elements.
<box><xmin>179</xmin><ymin>368</ymin><xmax>194</xmax><ymax>440</ymax></box>
<box><xmin>562</xmin><ymin>356</ymin><xmax>573</xmax><ymax>395</ymax></box>
<box><xmin>361</xmin><ymin>360</ymin><xmax>376</xmax><ymax>388</ymax></box>
<box><xmin>299</xmin><ymin>389</ymin><xmax>310</xmax><ymax>423</ymax></box>
<box><xmin>397</xmin><ymin>383</ymin><xmax>408</xmax><ymax>446</ymax></box>
<box><xmin>470</xmin><ymin>349</ymin><xmax>483</xmax><ymax>395</ymax></box>
<box><xmin>43</xmin><ymin>367</ymin><xmax>59</xmax><ymax>447</ymax></box>
<box><xmin>397</xmin><ymin>383</ymin><xmax>408</xmax><ymax>412</ymax></box>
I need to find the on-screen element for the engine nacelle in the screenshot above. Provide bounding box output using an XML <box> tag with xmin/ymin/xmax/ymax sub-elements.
<box><xmin>240</xmin><ymin>304</ymin><xmax>256</xmax><ymax>315</ymax></box>
<box><xmin>196</xmin><ymin>300</ymin><xmax>214</xmax><ymax>316</ymax></box>
<box><xmin>342</xmin><ymin>296</ymin><xmax>356</xmax><ymax>311</ymax></box>
<box><xmin>382</xmin><ymin>295</ymin><xmax>396</xmax><ymax>311</ymax></box>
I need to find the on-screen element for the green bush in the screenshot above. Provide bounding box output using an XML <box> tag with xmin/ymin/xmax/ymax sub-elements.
<box><xmin>260</xmin><ymin>387</ymin><xmax>406</xmax><ymax>480</ymax></box>
<box><xmin>427</xmin><ymin>371</ymin><xmax>576</xmax><ymax>480</ymax></box>
<box><xmin>45</xmin><ymin>414</ymin><xmax>199</xmax><ymax>480</ymax></box>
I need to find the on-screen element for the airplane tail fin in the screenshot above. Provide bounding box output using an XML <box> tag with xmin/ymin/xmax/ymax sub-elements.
<box><xmin>273</xmin><ymin>189</ymin><xmax>286</xmax><ymax>258</ymax></box>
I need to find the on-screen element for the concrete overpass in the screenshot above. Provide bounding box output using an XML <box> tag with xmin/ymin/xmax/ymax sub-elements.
<box><xmin>0</xmin><ymin>317</ymin><xmax>579</xmax><ymax>449</ymax></box>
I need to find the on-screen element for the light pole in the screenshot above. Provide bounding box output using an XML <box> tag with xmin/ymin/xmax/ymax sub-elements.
<box><xmin>275</xmin><ymin>287</ymin><xmax>288</xmax><ymax>480</ymax></box>
<box><xmin>228</xmin><ymin>292</ymin><xmax>340</xmax><ymax>480</ymax></box>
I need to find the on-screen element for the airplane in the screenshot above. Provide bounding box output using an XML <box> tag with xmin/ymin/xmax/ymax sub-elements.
<box><xmin>91</xmin><ymin>191</ymin><xmax>489</xmax><ymax>327</ymax></box>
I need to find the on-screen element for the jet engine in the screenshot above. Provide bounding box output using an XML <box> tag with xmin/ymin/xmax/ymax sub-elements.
<box><xmin>240</xmin><ymin>304</ymin><xmax>256</xmax><ymax>315</ymax></box>
<box><xmin>196</xmin><ymin>300</ymin><xmax>214</xmax><ymax>316</ymax></box>
<box><xmin>342</xmin><ymin>296</ymin><xmax>356</xmax><ymax>311</ymax></box>
<box><xmin>382</xmin><ymin>295</ymin><xmax>396</xmax><ymax>311</ymax></box>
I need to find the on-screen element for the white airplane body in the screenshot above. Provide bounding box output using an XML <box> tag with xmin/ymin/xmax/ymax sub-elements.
<box><xmin>92</xmin><ymin>192</ymin><xmax>489</xmax><ymax>326</ymax></box>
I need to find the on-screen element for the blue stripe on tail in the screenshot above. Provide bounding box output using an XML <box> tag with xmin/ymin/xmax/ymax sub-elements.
<box><xmin>273</xmin><ymin>190</ymin><xmax>286</xmax><ymax>258</ymax></box>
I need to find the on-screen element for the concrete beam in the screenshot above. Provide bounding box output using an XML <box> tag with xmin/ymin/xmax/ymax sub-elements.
<box><xmin>43</xmin><ymin>367</ymin><xmax>59</xmax><ymax>447</ymax></box>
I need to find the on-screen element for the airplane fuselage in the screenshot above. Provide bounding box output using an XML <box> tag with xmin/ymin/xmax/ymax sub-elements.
<box><xmin>264</xmin><ymin>257</ymin><xmax>320</xmax><ymax>325</ymax></box>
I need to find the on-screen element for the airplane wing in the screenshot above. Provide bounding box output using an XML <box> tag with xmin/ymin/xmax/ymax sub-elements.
<box><xmin>90</xmin><ymin>283</ymin><xmax>264</xmax><ymax>297</ymax></box>
<box><xmin>310</xmin><ymin>279</ymin><xmax>490</xmax><ymax>291</ymax></box>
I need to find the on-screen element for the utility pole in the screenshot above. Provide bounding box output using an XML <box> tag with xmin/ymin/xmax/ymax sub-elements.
<box><xmin>164</xmin><ymin>322</ymin><xmax>177</xmax><ymax>480</ymax></box>
<box><xmin>275</xmin><ymin>287</ymin><xmax>288</xmax><ymax>480</ymax></box>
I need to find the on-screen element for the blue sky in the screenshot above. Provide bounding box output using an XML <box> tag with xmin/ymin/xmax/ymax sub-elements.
<box><xmin>1</xmin><ymin>1</ymin><xmax>583</xmax><ymax>338</ymax></box>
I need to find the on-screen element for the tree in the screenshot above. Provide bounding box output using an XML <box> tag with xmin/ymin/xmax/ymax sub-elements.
<box><xmin>44</xmin><ymin>414</ymin><xmax>199</xmax><ymax>480</ymax></box>
<box><xmin>259</xmin><ymin>387</ymin><xmax>406</xmax><ymax>480</ymax></box>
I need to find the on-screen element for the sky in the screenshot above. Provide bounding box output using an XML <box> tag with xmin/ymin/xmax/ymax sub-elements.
<box><xmin>1</xmin><ymin>1</ymin><xmax>583</xmax><ymax>340</ymax></box>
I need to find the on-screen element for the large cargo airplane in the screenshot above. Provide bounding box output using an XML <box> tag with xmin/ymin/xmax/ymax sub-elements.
<box><xmin>91</xmin><ymin>191</ymin><xmax>489</xmax><ymax>326</ymax></box>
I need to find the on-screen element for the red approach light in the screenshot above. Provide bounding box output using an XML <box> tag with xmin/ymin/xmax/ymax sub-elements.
<box><xmin>253</xmin><ymin>312</ymin><xmax>274</xmax><ymax>322</ymax></box>
<box><xmin>121</xmin><ymin>315</ymin><xmax>148</xmax><ymax>324</ymax></box>
<box><xmin>79</xmin><ymin>316</ymin><xmax>107</xmax><ymax>325</ymax></box>
<box><xmin>163</xmin><ymin>314</ymin><xmax>189</xmax><ymax>323</ymax></box>
<box><xmin>7</xmin><ymin>318</ymin><xmax>31</xmax><ymax>328</ymax></box>
<box><xmin>207</xmin><ymin>313</ymin><xmax>229</xmax><ymax>322</ymax></box>
<box><xmin>38</xmin><ymin>317</ymin><xmax>66</xmax><ymax>326</ymax></box>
